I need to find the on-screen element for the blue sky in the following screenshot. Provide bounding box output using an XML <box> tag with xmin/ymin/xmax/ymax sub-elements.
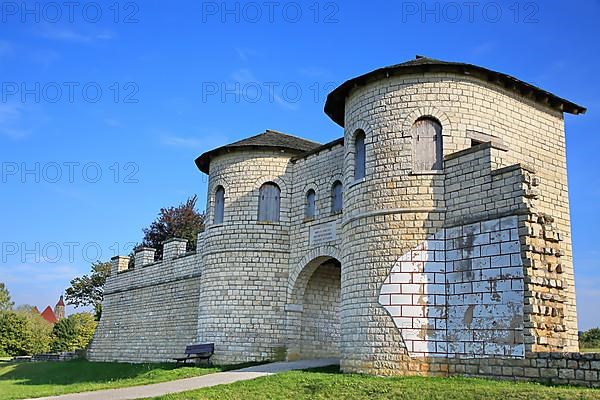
<box><xmin>0</xmin><ymin>0</ymin><xmax>598</xmax><ymax>330</ymax></box>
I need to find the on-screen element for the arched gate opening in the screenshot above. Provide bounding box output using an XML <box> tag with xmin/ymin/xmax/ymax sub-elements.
<box><xmin>286</xmin><ymin>256</ymin><xmax>341</xmax><ymax>360</ymax></box>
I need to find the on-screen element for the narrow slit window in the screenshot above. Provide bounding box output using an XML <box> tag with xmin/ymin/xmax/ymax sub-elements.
<box><xmin>331</xmin><ymin>181</ymin><xmax>343</xmax><ymax>214</ymax></box>
<box><xmin>214</xmin><ymin>186</ymin><xmax>225</xmax><ymax>224</ymax></box>
<box><xmin>354</xmin><ymin>130</ymin><xmax>366</xmax><ymax>180</ymax></box>
<box><xmin>305</xmin><ymin>189</ymin><xmax>316</xmax><ymax>219</ymax></box>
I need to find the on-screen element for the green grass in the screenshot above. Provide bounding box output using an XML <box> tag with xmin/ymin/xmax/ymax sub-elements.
<box><xmin>582</xmin><ymin>348</ymin><xmax>600</xmax><ymax>353</ymax></box>
<box><xmin>151</xmin><ymin>365</ymin><xmax>600</xmax><ymax>400</ymax></box>
<box><xmin>0</xmin><ymin>359</ymin><xmax>222</xmax><ymax>400</ymax></box>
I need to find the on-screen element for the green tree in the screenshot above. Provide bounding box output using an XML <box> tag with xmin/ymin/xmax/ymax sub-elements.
<box><xmin>580</xmin><ymin>328</ymin><xmax>600</xmax><ymax>348</ymax></box>
<box><xmin>50</xmin><ymin>317</ymin><xmax>77</xmax><ymax>352</ymax></box>
<box><xmin>64</xmin><ymin>261</ymin><xmax>111</xmax><ymax>320</ymax></box>
<box><xmin>0</xmin><ymin>283</ymin><xmax>14</xmax><ymax>311</ymax></box>
<box><xmin>138</xmin><ymin>195</ymin><xmax>205</xmax><ymax>259</ymax></box>
<box><xmin>69</xmin><ymin>313</ymin><xmax>97</xmax><ymax>349</ymax></box>
<box><xmin>14</xmin><ymin>306</ymin><xmax>52</xmax><ymax>355</ymax></box>
<box><xmin>50</xmin><ymin>313</ymin><xmax>97</xmax><ymax>352</ymax></box>
<box><xmin>0</xmin><ymin>311</ymin><xmax>30</xmax><ymax>356</ymax></box>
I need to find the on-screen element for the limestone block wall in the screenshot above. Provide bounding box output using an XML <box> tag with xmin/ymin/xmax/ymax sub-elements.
<box><xmin>197</xmin><ymin>149</ymin><xmax>294</xmax><ymax>363</ymax></box>
<box><xmin>88</xmin><ymin>252</ymin><xmax>202</xmax><ymax>363</ymax></box>
<box><xmin>284</xmin><ymin>143</ymin><xmax>344</xmax><ymax>360</ymax></box>
<box><xmin>288</xmin><ymin>142</ymin><xmax>345</xmax><ymax>273</ymax></box>
<box><xmin>378</xmin><ymin>144</ymin><xmax>529</xmax><ymax>359</ymax></box>
<box><xmin>339</xmin><ymin>71</ymin><xmax>578</xmax><ymax>374</ymax></box>
<box><xmin>380</xmin><ymin>215</ymin><xmax>525</xmax><ymax>358</ymax></box>
<box><xmin>446</xmin><ymin>215</ymin><xmax>525</xmax><ymax>358</ymax></box>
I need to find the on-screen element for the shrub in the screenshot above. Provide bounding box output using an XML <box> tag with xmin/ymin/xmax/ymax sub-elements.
<box><xmin>580</xmin><ymin>328</ymin><xmax>600</xmax><ymax>348</ymax></box>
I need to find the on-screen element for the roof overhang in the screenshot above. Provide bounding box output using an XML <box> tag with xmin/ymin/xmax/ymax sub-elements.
<box><xmin>324</xmin><ymin>57</ymin><xmax>587</xmax><ymax>127</ymax></box>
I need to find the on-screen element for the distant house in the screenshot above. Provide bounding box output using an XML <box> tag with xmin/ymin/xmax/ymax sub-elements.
<box><xmin>39</xmin><ymin>296</ymin><xmax>65</xmax><ymax>324</ymax></box>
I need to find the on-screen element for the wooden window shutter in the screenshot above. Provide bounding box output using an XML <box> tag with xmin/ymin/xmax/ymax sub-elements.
<box><xmin>259</xmin><ymin>183</ymin><xmax>281</xmax><ymax>222</ymax></box>
<box><xmin>412</xmin><ymin>118</ymin><xmax>443</xmax><ymax>171</ymax></box>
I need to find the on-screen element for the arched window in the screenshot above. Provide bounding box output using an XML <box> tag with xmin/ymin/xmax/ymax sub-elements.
<box><xmin>258</xmin><ymin>182</ymin><xmax>281</xmax><ymax>222</ymax></box>
<box><xmin>331</xmin><ymin>181</ymin><xmax>343</xmax><ymax>213</ymax></box>
<box><xmin>305</xmin><ymin>189</ymin><xmax>316</xmax><ymax>219</ymax></box>
<box><xmin>214</xmin><ymin>186</ymin><xmax>225</xmax><ymax>224</ymax></box>
<box><xmin>412</xmin><ymin>118</ymin><xmax>443</xmax><ymax>171</ymax></box>
<box><xmin>354</xmin><ymin>130</ymin><xmax>366</xmax><ymax>180</ymax></box>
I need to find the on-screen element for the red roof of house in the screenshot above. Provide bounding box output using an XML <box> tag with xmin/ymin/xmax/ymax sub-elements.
<box><xmin>40</xmin><ymin>306</ymin><xmax>58</xmax><ymax>324</ymax></box>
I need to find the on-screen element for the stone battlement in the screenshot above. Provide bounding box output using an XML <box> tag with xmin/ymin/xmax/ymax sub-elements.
<box><xmin>87</xmin><ymin>237</ymin><xmax>203</xmax><ymax>363</ymax></box>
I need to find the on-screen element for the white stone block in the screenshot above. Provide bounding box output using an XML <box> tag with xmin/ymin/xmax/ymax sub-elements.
<box><xmin>391</xmin><ymin>273</ymin><xmax>412</xmax><ymax>284</ymax></box>
<box><xmin>378</xmin><ymin>294</ymin><xmax>390</xmax><ymax>305</ymax></box>
<box><xmin>482</xmin><ymin>219</ymin><xmax>500</xmax><ymax>233</ymax></box>
<box><xmin>500</xmin><ymin>267</ymin><xmax>523</xmax><ymax>278</ymax></box>
<box><xmin>511</xmin><ymin>279</ymin><xmax>524</xmax><ymax>291</ymax></box>
<box><xmin>500</xmin><ymin>241</ymin><xmax>520</xmax><ymax>254</ymax></box>
<box><xmin>481</xmin><ymin>243</ymin><xmax>500</xmax><ymax>256</ymax></box>
<box><xmin>446</xmin><ymin>226</ymin><xmax>462</xmax><ymax>239</ymax></box>
<box><xmin>473</xmin><ymin>233</ymin><xmax>490</xmax><ymax>245</ymax></box>
<box><xmin>472</xmin><ymin>257</ymin><xmax>491</xmax><ymax>269</ymax></box>
<box><xmin>490</xmin><ymin>230</ymin><xmax>510</xmax><ymax>243</ymax></box>
<box><xmin>454</xmin><ymin>283</ymin><xmax>472</xmax><ymax>294</ymax></box>
<box><xmin>446</xmin><ymin>249</ymin><xmax>462</xmax><ymax>262</ymax></box>
<box><xmin>510</xmin><ymin>254</ymin><xmax>522</xmax><ymax>266</ymax></box>
<box><xmin>402</xmin><ymin>305</ymin><xmax>425</xmax><ymax>317</ymax></box>
<box><xmin>380</xmin><ymin>284</ymin><xmax>401</xmax><ymax>294</ymax></box>
<box><xmin>401</xmin><ymin>261</ymin><xmax>423</xmax><ymax>273</ymax></box>
<box><xmin>385</xmin><ymin>305</ymin><xmax>401</xmax><ymax>316</ymax></box>
<box><xmin>491</xmin><ymin>255</ymin><xmax>511</xmax><ymax>268</ymax></box>
<box><xmin>401</xmin><ymin>328</ymin><xmax>423</xmax><ymax>340</ymax></box>
<box><xmin>392</xmin><ymin>317</ymin><xmax>413</xmax><ymax>328</ymax></box>
<box><xmin>402</xmin><ymin>283</ymin><xmax>423</xmax><ymax>294</ymax></box>
<box><xmin>391</xmin><ymin>294</ymin><xmax>412</xmax><ymax>304</ymax></box>
<box><xmin>500</xmin><ymin>216</ymin><xmax>518</xmax><ymax>229</ymax></box>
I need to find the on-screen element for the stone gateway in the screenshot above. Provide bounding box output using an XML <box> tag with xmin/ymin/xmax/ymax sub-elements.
<box><xmin>88</xmin><ymin>57</ymin><xmax>600</xmax><ymax>387</ymax></box>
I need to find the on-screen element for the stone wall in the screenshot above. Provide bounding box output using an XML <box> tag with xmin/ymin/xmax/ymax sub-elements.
<box><xmin>395</xmin><ymin>353</ymin><xmax>600</xmax><ymax>388</ymax></box>
<box><xmin>378</xmin><ymin>144</ymin><xmax>529</xmax><ymax>359</ymax></box>
<box><xmin>380</xmin><ymin>215</ymin><xmax>525</xmax><ymax>358</ymax></box>
<box><xmin>88</xmin><ymin>248</ymin><xmax>201</xmax><ymax>363</ymax></box>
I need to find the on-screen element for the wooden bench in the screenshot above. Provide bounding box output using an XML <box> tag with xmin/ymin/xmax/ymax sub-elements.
<box><xmin>173</xmin><ymin>343</ymin><xmax>214</xmax><ymax>366</ymax></box>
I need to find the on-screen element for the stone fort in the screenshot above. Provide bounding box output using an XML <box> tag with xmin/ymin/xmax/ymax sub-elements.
<box><xmin>89</xmin><ymin>57</ymin><xmax>600</xmax><ymax>386</ymax></box>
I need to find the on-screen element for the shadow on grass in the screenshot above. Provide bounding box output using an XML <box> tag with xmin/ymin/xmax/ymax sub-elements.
<box><xmin>301</xmin><ymin>365</ymin><xmax>341</xmax><ymax>374</ymax></box>
<box><xmin>0</xmin><ymin>360</ymin><xmax>194</xmax><ymax>386</ymax></box>
<box><xmin>0</xmin><ymin>359</ymin><xmax>266</xmax><ymax>386</ymax></box>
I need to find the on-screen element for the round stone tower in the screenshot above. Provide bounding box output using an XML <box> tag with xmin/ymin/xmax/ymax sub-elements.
<box><xmin>325</xmin><ymin>59</ymin><xmax>448</xmax><ymax>374</ymax></box>
<box><xmin>194</xmin><ymin>129</ymin><xmax>320</xmax><ymax>363</ymax></box>
<box><xmin>324</xmin><ymin>56</ymin><xmax>582</xmax><ymax>374</ymax></box>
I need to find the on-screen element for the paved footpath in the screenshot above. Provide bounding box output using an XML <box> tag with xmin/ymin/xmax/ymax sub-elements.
<box><xmin>27</xmin><ymin>358</ymin><xmax>339</xmax><ymax>400</ymax></box>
